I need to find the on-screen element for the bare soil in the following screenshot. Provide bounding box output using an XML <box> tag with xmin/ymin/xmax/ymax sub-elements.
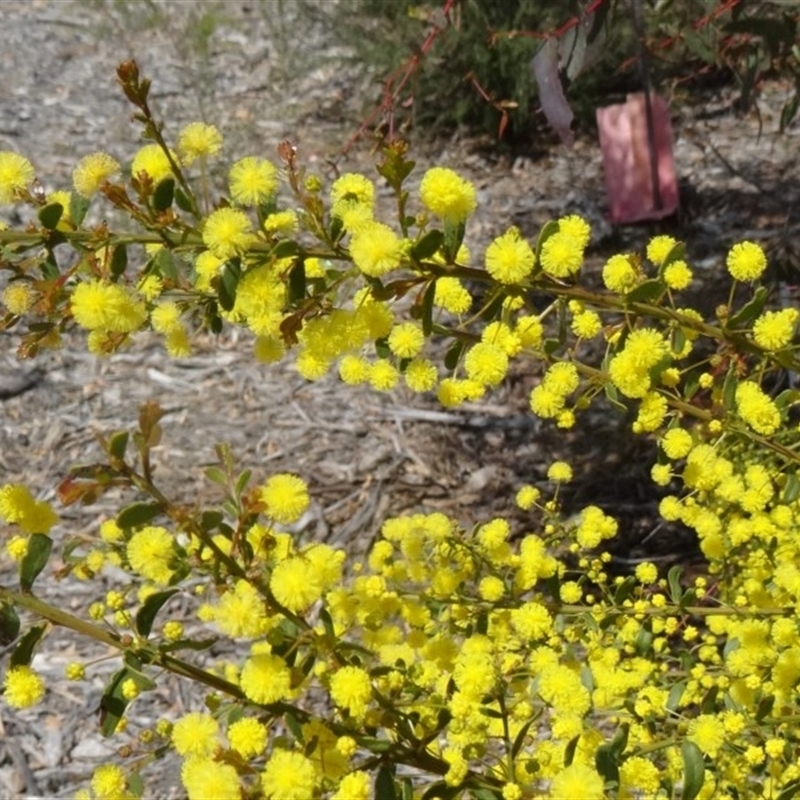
<box><xmin>1</xmin><ymin>1</ymin><xmax>799</xmax><ymax>796</ymax></box>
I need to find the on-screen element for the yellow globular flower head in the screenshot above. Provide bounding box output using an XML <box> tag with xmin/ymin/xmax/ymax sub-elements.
<box><xmin>646</xmin><ymin>234</ymin><xmax>678</xmax><ymax>266</ymax></box>
<box><xmin>388</xmin><ymin>322</ymin><xmax>425</xmax><ymax>359</ymax></box>
<box><xmin>212</xmin><ymin>579</ymin><xmax>269</xmax><ymax>638</ymax></box>
<box><xmin>619</xmin><ymin>756</ymin><xmax>661</xmax><ymax>796</ymax></box>
<box><xmin>333</xmin><ymin>771</ymin><xmax>371</xmax><ymax>800</ymax></box>
<box><xmin>181</xmin><ymin>758</ymin><xmax>240</xmax><ymax>800</ymax></box>
<box><xmin>543</xmin><ymin>362</ymin><xmax>579</xmax><ymax>396</ymax></box>
<box><xmin>172</xmin><ymin>712</ymin><xmax>219</xmax><ymax>757</ymax></box>
<box><xmin>338</xmin><ymin>354</ymin><xmax>370</xmax><ymax>385</ymax></box>
<box><xmin>633</xmin><ymin>391</ymin><xmax>668</xmax><ymax>433</ymax></box>
<box><xmin>331</xmin><ymin>172</ymin><xmax>374</xmax><ymax>219</ymax></box>
<box><xmin>540</xmin><ymin>230</ymin><xmax>584</xmax><ymax>278</ymax></box>
<box><xmin>262</xmin><ymin>750</ymin><xmax>318</xmax><ymax>800</ymax></box>
<box><xmin>0</xmin><ymin>151</ymin><xmax>35</xmax><ymax>203</ymax></box>
<box><xmin>661</xmin><ymin>427</ymin><xmax>693</xmax><ymax>460</ymax></box>
<box><xmin>73</xmin><ymin>152</ymin><xmax>120</xmax><ymax>197</ymax></box>
<box><xmin>515</xmin><ymin>484</ymin><xmax>540</xmax><ymax>510</ymax></box>
<box><xmin>270</xmin><ymin>557</ymin><xmax>322</xmax><ymax>612</ymax></box>
<box><xmin>228</xmin><ymin>717</ymin><xmax>268</xmax><ymax>758</ymax></box>
<box><xmin>687</xmin><ymin>713</ymin><xmax>726</xmax><ymax>758</ymax></box>
<box><xmin>255</xmin><ymin>335</ymin><xmax>286</xmax><ymax>364</ymax></box>
<box><xmin>150</xmin><ymin>302</ymin><xmax>182</xmax><ymax>334</ymax></box>
<box><xmin>2</xmin><ymin>665</ymin><xmax>45</xmax><ymax>708</ymax></box>
<box><xmin>131</xmin><ymin>143</ymin><xmax>175</xmax><ymax>184</ymax></box>
<box><xmin>463</xmin><ymin>341</ymin><xmax>508</xmax><ymax>387</ymax></box>
<box><xmin>547</xmin><ymin>461</ymin><xmax>573</xmax><ymax>483</ymax></box>
<box><xmin>663</xmin><ymin>259</ymin><xmax>693</xmax><ymax>290</ymax></box>
<box><xmin>370</xmin><ymin>359</ymin><xmax>400</xmax><ymax>391</ymax></box>
<box><xmin>240</xmin><ymin>652</ymin><xmax>292</xmax><ymax>704</ymax></box>
<box><xmin>2</xmin><ymin>281</ymin><xmax>36</xmax><ymax>316</ymax></box>
<box><xmin>516</xmin><ymin>315</ymin><xmax>544</xmax><ymax>349</ymax></box>
<box><xmin>264</xmin><ymin>209</ymin><xmax>298</xmax><ymax>236</ymax></box>
<box><xmin>404</xmin><ymin>358</ymin><xmax>438</xmax><ymax>392</ymax></box>
<box><xmin>202</xmin><ymin>207</ymin><xmax>254</xmax><ymax>260</ymax></box>
<box><xmin>90</xmin><ymin>764</ymin><xmax>127</xmax><ymax>800</ymax></box>
<box><xmin>549</xmin><ymin>762</ymin><xmax>605</xmax><ymax>798</ymax></box>
<box><xmin>571</xmin><ymin>309</ymin><xmax>602</xmax><ymax>339</ymax></box>
<box><xmin>558</xmin><ymin>214</ymin><xmax>591</xmax><ymax>249</ymax></box>
<box><xmin>735</xmin><ymin>381</ymin><xmax>781</xmax><ymax>435</ymax></box>
<box><xmin>608</xmin><ymin>327</ymin><xmax>670</xmax><ymax>398</ymax></box>
<box><xmin>482</xmin><ymin>321</ymin><xmax>521</xmax><ymax>356</ymax></box>
<box><xmin>602</xmin><ymin>253</ymin><xmax>639</xmax><ymax>293</ymax></box>
<box><xmin>260</xmin><ymin>473</ymin><xmax>309</xmax><ymax>524</ymax></box>
<box><xmin>229</xmin><ymin>156</ymin><xmax>279</xmax><ymax>206</ymax></box>
<box><xmin>434</xmin><ymin>276</ymin><xmax>472</xmax><ymax>314</ymax></box>
<box><xmin>419</xmin><ymin>166</ymin><xmax>477</xmax><ymax>224</ymax></box>
<box><xmin>485</xmin><ymin>227</ymin><xmax>535</xmax><ymax>284</ymax></box>
<box><xmin>178</xmin><ymin>122</ymin><xmax>223</xmax><ymax>166</ymax></box>
<box><xmin>194</xmin><ymin>250</ymin><xmax>225</xmax><ymax>292</ymax></box>
<box><xmin>71</xmin><ymin>280</ymin><xmax>147</xmax><ymax>334</ymax></box>
<box><xmin>126</xmin><ymin>525</ymin><xmax>174</xmax><ymax>585</ymax></box>
<box><xmin>727</xmin><ymin>240</ymin><xmax>767</xmax><ymax>281</ymax></box>
<box><xmin>349</xmin><ymin>221</ymin><xmax>402</xmax><ymax>277</ymax></box>
<box><xmin>0</xmin><ymin>483</ymin><xmax>58</xmax><ymax>534</ymax></box>
<box><xmin>330</xmin><ymin>665</ymin><xmax>373</xmax><ymax>718</ymax></box>
<box><xmin>753</xmin><ymin>308</ymin><xmax>798</xmax><ymax>351</ymax></box>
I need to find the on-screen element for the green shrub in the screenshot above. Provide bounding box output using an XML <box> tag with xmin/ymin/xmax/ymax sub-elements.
<box><xmin>1</xmin><ymin>60</ymin><xmax>800</xmax><ymax>799</ymax></box>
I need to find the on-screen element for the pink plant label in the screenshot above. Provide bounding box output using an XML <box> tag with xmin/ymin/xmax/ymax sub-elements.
<box><xmin>597</xmin><ymin>92</ymin><xmax>679</xmax><ymax>223</ymax></box>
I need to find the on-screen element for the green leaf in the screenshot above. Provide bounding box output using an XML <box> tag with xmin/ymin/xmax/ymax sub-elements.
<box><xmin>755</xmin><ymin>693</ymin><xmax>775</xmax><ymax>723</ymax></box>
<box><xmin>153</xmin><ymin>247</ymin><xmax>179</xmax><ymax>283</ymax></box>
<box><xmin>603</xmin><ymin>381</ymin><xmax>629</xmax><ymax>413</ymax></box>
<box><xmin>563</xmin><ymin>734</ymin><xmax>580</xmax><ymax>766</ymax></box>
<box><xmin>442</xmin><ymin>219</ymin><xmax>465</xmax><ymax>264</ymax></box>
<box><xmin>100</xmin><ymin>668</ymin><xmax>132</xmax><ymax>737</ymax></box>
<box><xmin>285</xmin><ymin>710</ymin><xmax>304</xmax><ymax>743</ymax></box>
<box><xmin>721</xmin><ymin>364</ymin><xmax>738</xmax><ymax>412</ymax></box>
<box><xmin>594</xmin><ymin>742</ymin><xmax>620</xmax><ymax>787</ymax></box>
<box><xmin>38</xmin><ymin>203</ymin><xmax>64</xmax><ymax>230</ymax></box>
<box><xmin>727</xmin><ymin>286</ymin><xmax>768</xmax><ymax>329</ymax></box>
<box><xmin>680</xmin><ymin>740</ymin><xmax>706</xmax><ymax>800</ymax></box>
<box><xmin>110</xmin><ymin>244</ymin><xmax>128</xmax><ymax>278</ymax></box>
<box><xmin>218</xmin><ymin>258</ymin><xmax>241</xmax><ymax>312</ymax></box>
<box><xmin>775</xmin><ymin>389</ymin><xmax>800</xmax><ymax>411</ymax></box>
<box><xmin>667</xmin><ymin>565</ymin><xmax>683</xmax><ymax>605</ymax></box>
<box><xmin>175</xmin><ymin>186</ymin><xmax>194</xmax><ymax>213</ymax></box>
<box><xmin>128</xmin><ymin>772</ymin><xmax>145</xmax><ymax>799</ymax></box>
<box><xmin>444</xmin><ymin>339</ymin><xmax>466</xmax><ymax>371</ymax></box>
<box><xmin>660</xmin><ymin>242</ymin><xmax>687</xmax><ymax>271</ymax></box>
<box><xmin>626</xmin><ymin>278</ymin><xmax>667</xmax><ymax>304</ymax></box>
<box><xmin>234</xmin><ymin>469</ymin><xmax>252</xmax><ymax>497</ymax></box>
<box><xmin>0</xmin><ymin>603</ymin><xmax>20</xmax><ymax>646</ymax></box>
<box><xmin>511</xmin><ymin>717</ymin><xmax>536</xmax><ymax>758</ymax></box>
<box><xmin>69</xmin><ymin>192</ymin><xmax>90</xmax><ymax>226</ymax></box>
<box><xmin>613</xmin><ymin>575</ymin><xmax>637</xmax><ymax>605</ymax></box>
<box><xmin>421</xmin><ymin>280</ymin><xmax>437</xmax><ymax>337</ymax></box>
<box><xmin>152</xmin><ymin>178</ymin><xmax>175</xmax><ymax>212</ymax></box>
<box><xmin>272</xmin><ymin>239</ymin><xmax>300</xmax><ymax>259</ymax></box>
<box><xmin>117</xmin><ymin>502</ymin><xmax>162</xmax><ymax>530</ymax></box>
<box><xmin>780</xmin><ymin>94</ymin><xmax>800</xmax><ymax>133</ymax></box>
<box><xmin>20</xmin><ymin>534</ymin><xmax>53</xmax><ymax>592</ymax></box>
<box><xmin>135</xmin><ymin>589</ymin><xmax>178</xmax><ymax>637</ymax></box>
<box><xmin>683</xmin><ymin>29</ymin><xmax>715</xmax><ymax>63</ymax></box>
<box><xmin>288</xmin><ymin>260</ymin><xmax>306</xmax><ymax>305</ymax></box>
<box><xmin>535</xmin><ymin>220</ymin><xmax>559</xmax><ymax>258</ymax></box>
<box><xmin>412</xmin><ymin>230</ymin><xmax>444</xmax><ymax>262</ymax></box>
<box><xmin>10</xmin><ymin>624</ymin><xmax>47</xmax><ymax>668</ymax></box>
<box><xmin>107</xmin><ymin>431</ymin><xmax>130</xmax><ymax>462</ymax></box>
<box><xmin>375</xmin><ymin>764</ymin><xmax>398</xmax><ymax>800</ymax></box>
<box><xmin>667</xmin><ymin>681</ymin><xmax>686</xmax><ymax>713</ymax></box>
<box><xmin>783</xmin><ymin>473</ymin><xmax>800</xmax><ymax>504</ymax></box>
<box><xmin>777</xmin><ymin>780</ymin><xmax>800</xmax><ymax>800</ymax></box>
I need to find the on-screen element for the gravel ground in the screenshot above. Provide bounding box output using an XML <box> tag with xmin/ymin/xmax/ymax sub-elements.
<box><xmin>1</xmin><ymin>1</ymin><xmax>800</xmax><ymax>797</ymax></box>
